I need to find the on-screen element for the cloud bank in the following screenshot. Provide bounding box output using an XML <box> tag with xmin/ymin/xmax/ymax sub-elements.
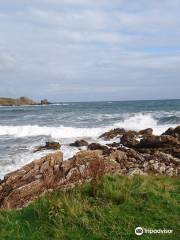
<box><xmin>0</xmin><ymin>0</ymin><xmax>180</xmax><ymax>101</ymax></box>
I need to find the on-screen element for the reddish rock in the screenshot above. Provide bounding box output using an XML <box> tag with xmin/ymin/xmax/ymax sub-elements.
<box><xmin>0</xmin><ymin>152</ymin><xmax>63</xmax><ymax>209</ymax></box>
<box><xmin>0</xmin><ymin>150</ymin><xmax>121</xmax><ymax>209</ymax></box>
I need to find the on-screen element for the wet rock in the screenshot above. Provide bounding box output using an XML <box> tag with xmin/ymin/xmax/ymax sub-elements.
<box><xmin>88</xmin><ymin>143</ymin><xmax>108</xmax><ymax>151</ymax></box>
<box><xmin>70</xmin><ymin>140</ymin><xmax>88</xmax><ymax>147</ymax></box>
<box><xmin>136</xmin><ymin>135</ymin><xmax>179</xmax><ymax>149</ymax></box>
<box><xmin>106</xmin><ymin>142</ymin><xmax>120</xmax><ymax>148</ymax></box>
<box><xmin>162</xmin><ymin>127</ymin><xmax>174</xmax><ymax>136</ymax></box>
<box><xmin>34</xmin><ymin>142</ymin><xmax>61</xmax><ymax>152</ymax></box>
<box><xmin>162</xmin><ymin>126</ymin><xmax>180</xmax><ymax>139</ymax></box>
<box><xmin>139</xmin><ymin>128</ymin><xmax>153</xmax><ymax>136</ymax></box>
<box><xmin>99</xmin><ymin>128</ymin><xmax>126</xmax><ymax>140</ymax></box>
<box><xmin>120</xmin><ymin>133</ymin><xmax>139</xmax><ymax>148</ymax></box>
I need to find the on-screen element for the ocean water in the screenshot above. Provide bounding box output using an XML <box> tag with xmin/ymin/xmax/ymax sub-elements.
<box><xmin>0</xmin><ymin>99</ymin><xmax>180</xmax><ymax>178</ymax></box>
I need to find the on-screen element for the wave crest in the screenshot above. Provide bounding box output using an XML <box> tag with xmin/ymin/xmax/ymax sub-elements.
<box><xmin>0</xmin><ymin>114</ymin><xmax>178</xmax><ymax>138</ymax></box>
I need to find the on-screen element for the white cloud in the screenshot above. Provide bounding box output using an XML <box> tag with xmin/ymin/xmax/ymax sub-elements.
<box><xmin>0</xmin><ymin>52</ymin><xmax>16</xmax><ymax>71</ymax></box>
<box><xmin>0</xmin><ymin>0</ymin><xmax>179</xmax><ymax>100</ymax></box>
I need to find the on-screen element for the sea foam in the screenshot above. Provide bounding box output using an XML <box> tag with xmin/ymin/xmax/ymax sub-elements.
<box><xmin>0</xmin><ymin>114</ymin><xmax>178</xmax><ymax>139</ymax></box>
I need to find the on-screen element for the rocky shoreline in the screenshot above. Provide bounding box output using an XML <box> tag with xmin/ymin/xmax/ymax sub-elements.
<box><xmin>0</xmin><ymin>126</ymin><xmax>179</xmax><ymax>209</ymax></box>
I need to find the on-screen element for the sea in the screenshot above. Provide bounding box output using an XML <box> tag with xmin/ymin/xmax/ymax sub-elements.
<box><xmin>0</xmin><ymin>99</ymin><xmax>180</xmax><ymax>179</ymax></box>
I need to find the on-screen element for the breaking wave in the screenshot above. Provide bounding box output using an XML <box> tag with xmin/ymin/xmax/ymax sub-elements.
<box><xmin>0</xmin><ymin>114</ymin><xmax>178</xmax><ymax>139</ymax></box>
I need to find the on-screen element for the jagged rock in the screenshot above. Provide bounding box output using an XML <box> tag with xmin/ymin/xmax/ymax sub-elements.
<box><xmin>127</xmin><ymin>168</ymin><xmax>146</xmax><ymax>176</ymax></box>
<box><xmin>1</xmin><ymin>125</ymin><xmax>180</xmax><ymax>210</ymax></box>
<box><xmin>88</xmin><ymin>143</ymin><xmax>108</xmax><ymax>151</ymax></box>
<box><xmin>70</xmin><ymin>140</ymin><xmax>88</xmax><ymax>147</ymax></box>
<box><xmin>0</xmin><ymin>152</ymin><xmax>63</xmax><ymax>209</ymax></box>
<box><xmin>34</xmin><ymin>142</ymin><xmax>61</xmax><ymax>152</ymax></box>
<box><xmin>162</xmin><ymin>126</ymin><xmax>180</xmax><ymax>139</ymax></box>
<box><xmin>125</xmin><ymin>149</ymin><xmax>145</xmax><ymax>163</ymax></box>
<box><xmin>158</xmin><ymin>164</ymin><xmax>166</xmax><ymax>174</ymax></box>
<box><xmin>0</xmin><ymin>150</ymin><xmax>121</xmax><ymax>209</ymax></box>
<box><xmin>152</xmin><ymin>162</ymin><xmax>159</xmax><ymax>171</ymax></box>
<box><xmin>99</xmin><ymin>128</ymin><xmax>126</xmax><ymax>140</ymax></box>
<box><xmin>120</xmin><ymin>133</ymin><xmax>139</xmax><ymax>148</ymax></box>
<box><xmin>170</xmin><ymin>147</ymin><xmax>180</xmax><ymax>159</ymax></box>
<box><xmin>162</xmin><ymin>127</ymin><xmax>174</xmax><ymax>136</ymax></box>
<box><xmin>166</xmin><ymin>167</ymin><xmax>175</xmax><ymax>177</ymax></box>
<box><xmin>136</xmin><ymin>135</ymin><xmax>179</xmax><ymax>149</ymax></box>
<box><xmin>139</xmin><ymin>128</ymin><xmax>153</xmax><ymax>136</ymax></box>
<box><xmin>99</xmin><ymin>127</ymin><xmax>154</xmax><ymax>141</ymax></box>
<box><xmin>107</xmin><ymin>142</ymin><xmax>121</xmax><ymax>148</ymax></box>
<box><xmin>107</xmin><ymin>150</ymin><xmax>127</xmax><ymax>163</ymax></box>
<box><xmin>153</xmin><ymin>152</ymin><xmax>180</xmax><ymax>165</ymax></box>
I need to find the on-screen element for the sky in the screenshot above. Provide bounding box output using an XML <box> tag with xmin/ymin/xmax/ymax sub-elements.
<box><xmin>0</xmin><ymin>0</ymin><xmax>180</xmax><ymax>102</ymax></box>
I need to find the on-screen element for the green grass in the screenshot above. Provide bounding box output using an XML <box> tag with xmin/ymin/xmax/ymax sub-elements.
<box><xmin>0</xmin><ymin>175</ymin><xmax>179</xmax><ymax>240</ymax></box>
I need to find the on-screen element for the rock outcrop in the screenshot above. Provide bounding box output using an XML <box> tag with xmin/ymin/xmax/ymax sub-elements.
<box><xmin>16</xmin><ymin>97</ymin><xmax>38</xmax><ymax>106</ymax></box>
<box><xmin>0</xmin><ymin>125</ymin><xmax>179</xmax><ymax>210</ymax></box>
<box><xmin>70</xmin><ymin>140</ymin><xmax>89</xmax><ymax>147</ymax></box>
<box><xmin>162</xmin><ymin>126</ymin><xmax>180</xmax><ymax>140</ymax></box>
<box><xmin>34</xmin><ymin>142</ymin><xmax>61</xmax><ymax>152</ymax></box>
<box><xmin>0</xmin><ymin>150</ymin><xmax>122</xmax><ymax>209</ymax></box>
<box><xmin>99</xmin><ymin>128</ymin><xmax>153</xmax><ymax>141</ymax></box>
<box><xmin>88</xmin><ymin>143</ymin><xmax>109</xmax><ymax>151</ymax></box>
<box><xmin>139</xmin><ymin>128</ymin><xmax>153</xmax><ymax>136</ymax></box>
<box><xmin>99</xmin><ymin>128</ymin><xmax>126</xmax><ymax>140</ymax></box>
<box><xmin>120</xmin><ymin>132</ymin><xmax>139</xmax><ymax>148</ymax></box>
<box><xmin>0</xmin><ymin>97</ymin><xmax>38</xmax><ymax>106</ymax></box>
<box><xmin>40</xmin><ymin>99</ymin><xmax>50</xmax><ymax>105</ymax></box>
<box><xmin>0</xmin><ymin>152</ymin><xmax>63</xmax><ymax>209</ymax></box>
<box><xmin>136</xmin><ymin>135</ymin><xmax>179</xmax><ymax>149</ymax></box>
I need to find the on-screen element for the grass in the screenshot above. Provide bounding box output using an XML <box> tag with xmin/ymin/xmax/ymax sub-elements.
<box><xmin>0</xmin><ymin>175</ymin><xmax>179</xmax><ymax>240</ymax></box>
<box><xmin>0</xmin><ymin>98</ymin><xmax>17</xmax><ymax>106</ymax></box>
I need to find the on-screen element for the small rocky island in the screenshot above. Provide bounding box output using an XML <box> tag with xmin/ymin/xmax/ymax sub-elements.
<box><xmin>0</xmin><ymin>97</ymin><xmax>50</xmax><ymax>106</ymax></box>
<box><xmin>0</xmin><ymin>125</ymin><xmax>179</xmax><ymax>209</ymax></box>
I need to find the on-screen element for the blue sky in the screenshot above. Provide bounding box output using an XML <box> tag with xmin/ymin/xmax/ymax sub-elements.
<box><xmin>0</xmin><ymin>0</ymin><xmax>180</xmax><ymax>101</ymax></box>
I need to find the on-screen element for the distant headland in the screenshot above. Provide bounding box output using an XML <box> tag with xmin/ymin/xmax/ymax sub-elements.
<box><xmin>0</xmin><ymin>97</ymin><xmax>50</xmax><ymax>106</ymax></box>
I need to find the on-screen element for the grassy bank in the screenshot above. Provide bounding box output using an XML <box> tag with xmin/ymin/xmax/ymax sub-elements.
<box><xmin>0</xmin><ymin>98</ymin><xmax>17</xmax><ymax>106</ymax></box>
<box><xmin>0</xmin><ymin>175</ymin><xmax>179</xmax><ymax>240</ymax></box>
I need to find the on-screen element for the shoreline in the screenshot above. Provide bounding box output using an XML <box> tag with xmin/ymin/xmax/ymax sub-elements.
<box><xmin>0</xmin><ymin>125</ymin><xmax>179</xmax><ymax>209</ymax></box>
